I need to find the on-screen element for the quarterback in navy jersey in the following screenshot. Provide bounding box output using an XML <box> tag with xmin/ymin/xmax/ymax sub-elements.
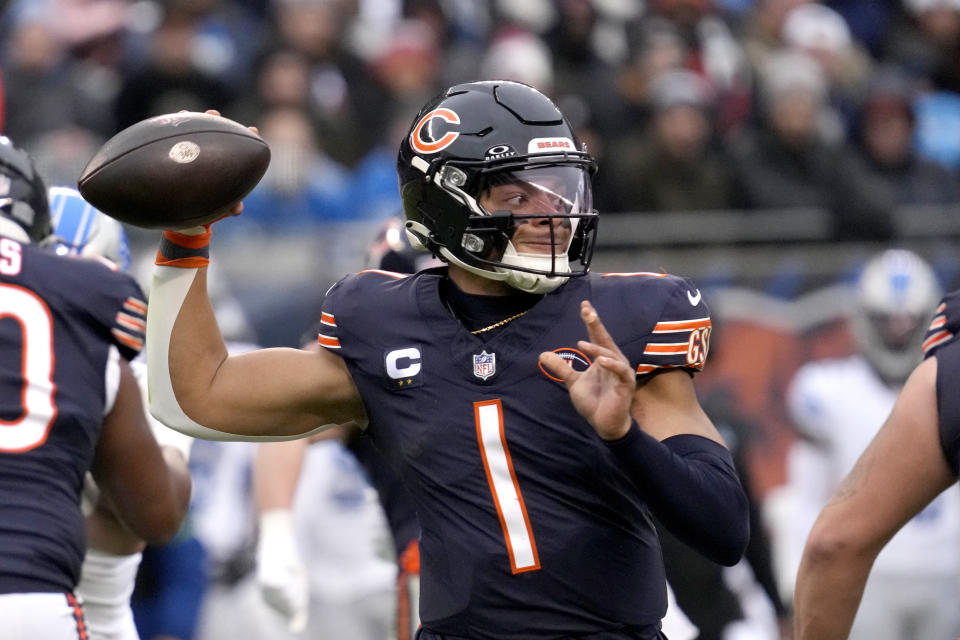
<box><xmin>146</xmin><ymin>84</ymin><xmax>748</xmax><ymax>639</ymax></box>
<box><xmin>0</xmin><ymin>138</ymin><xmax>190</xmax><ymax>640</ymax></box>
<box><xmin>795</xmin><ymin>285</ymin><xmax>960</xmax><ymax>639</ymax></box>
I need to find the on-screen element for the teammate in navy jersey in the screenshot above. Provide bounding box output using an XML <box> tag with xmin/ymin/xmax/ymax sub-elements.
<box><xmin>0</xmin><ymin>138</ymin><xmax>191</xmax><ymax>640</ymax></box>
<box><xmin>48</xmin><ymin>185</ymin><xmax>196</xmax><ymax>640</ymax></box>
<box><xmin>794</xmin><ymin>287</ymin><xmax>960</xmax><ymax>639</ymax></box>
<box><xmin>146</xmin><ymin>83</ymin><xmax>749</xmax><ymax>639</ymax></box>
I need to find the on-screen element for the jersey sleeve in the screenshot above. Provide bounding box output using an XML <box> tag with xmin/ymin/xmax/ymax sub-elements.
<box><xmin>635</xmin><ymin>277</ymin><xmax>712</xmax><ymax>378</ymax></box>
<box><xmin>86</xmin><ymin>266</ymin><xmax>147</xmax><ymax>362</ymax></box>
<box><xmin>934</xmin><ymin>338</ymin><xmax>960</xmax><ymax>472</ymax></box>
<box><xmin>923</xmin><ymin>289</ymin><xmax>960</xmax><ymax>359</ymax></box>
<box><xmin>317</xmin><ymin>270</ymin><xmax>409</xmax><ymax>353</ymax></box>
<box><xmin>317</xmin><ymin>278</ymin><xmax>346</xmax><ymax>352</ymax></box>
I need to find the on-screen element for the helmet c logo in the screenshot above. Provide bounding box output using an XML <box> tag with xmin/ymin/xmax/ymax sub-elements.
<box><xmin>410</xmin><ymin>108</ymin><xmax>460</xmax><ymax>155</ymax></box>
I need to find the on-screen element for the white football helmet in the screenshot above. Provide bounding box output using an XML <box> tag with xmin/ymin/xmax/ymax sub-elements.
<box><xmin>851</xmin><ymin>249</ymin><xmax>942</xmax><ymax>384</ymax></box>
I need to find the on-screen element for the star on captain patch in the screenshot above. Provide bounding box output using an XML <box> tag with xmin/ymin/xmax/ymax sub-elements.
<box><xmin>473</xmin><ymin>350</ymin><xmax>496</xmax><ymax>380</ymax></box>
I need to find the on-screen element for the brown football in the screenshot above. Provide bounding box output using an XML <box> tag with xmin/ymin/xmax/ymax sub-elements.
<box><xmin>78</xmin><ymin>112</ymin><xmax>270</xmax><ymax>229</ymax></box>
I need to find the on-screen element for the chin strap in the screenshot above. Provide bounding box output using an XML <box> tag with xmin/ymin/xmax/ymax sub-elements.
<box><xmin>407</xmin><ymin>220</ymin><xmax>569</xmax><ymax>294</ymax></box>
<box><xmin>499</xmin><ymin>246</ymin><xmax>570</xmax><ymax>294</ymax></box>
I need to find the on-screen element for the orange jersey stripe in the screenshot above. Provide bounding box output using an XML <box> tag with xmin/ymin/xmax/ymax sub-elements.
<box><xmin>929</xmin><ymin>316</ymin><xmax>946</xmax><ymax>330</ymax></box>
<box><xmin>601</xmin><ymin>271</ymin><xmax>667</xmax><ymax>278</ymax></box>
<box><xmin>644</xmin><ymin>343</ymin><xmax>688</xmax><ymax>355</ymax></box>
<box><xmin>66</xmin><ymin>593</ymin><xmax>88</xmax><ymax>640</ymax></box>
<box><xmin>320</xmin><ymin>312</ymin><xmax>336</xmax><ymax>327</ymax></box>
<box><xmin>112</xmin><ymin>328</ymin><xmax>143</xmax><ymax>351</ymax></box>
<box><xmin>117</xmin><ymin>312</ymin><xmax>146</xmax><ymax>332</ymax></box>
<box><xmin>923</xmin><ymin>330</ymin><xmax>952</xmax><ymax>354</ymax></box>
<box><xmin>653</xmin><ymin>318</ymin><xmax>711</xmax><ymax>332</ymax></box>
<box><xmin>124</xmin><ymin>298</ymin><xmax>147</xmax><ymax>315</ymax></box>
<box><xmin>317</xmin><ymin>334</ymin><xmax>341</xmax><ymax>349</ymax></box>
<box><xmin>636</xmin><ymin>363</ymin><xmax>685</xmax><ymax>374</ymax></box>
<box><xmin>358</xmin><ymin>269</ymin><xmax>408</xmax><ymax>279</ymax></box>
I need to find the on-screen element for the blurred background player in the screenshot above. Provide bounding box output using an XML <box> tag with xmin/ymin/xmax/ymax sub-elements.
<box><xmin>795</xmin><ymin>285</ymin><xmax>960</xmax><ymax>638</ymax></box>
<box><xmin>254</xmin><ymin>427</ymin><xmax>397</xmax><ymax>640</ymax></box>
<box><xmin>255</xmin><ymin>220</ymin><xmax>425</xmax><ymax>637</ymax></box>
<box><xmin>778</xmin><ymin>248</ymin><xmax>960</xmax><ymax>639</ymax></box>
<box><xmin>47</xmin><ymin>185</ymin><xmax>196</xmax><ymax>640</ymax></box>
<box><xmin>48</xmin><ymin>186</ymin><xmax>132</xmax><ymax>271</ymax></box>
<box><xmin>0</xmin><ymin>136</ymin><xmax>190</xmax><ymax>640</ymax></box>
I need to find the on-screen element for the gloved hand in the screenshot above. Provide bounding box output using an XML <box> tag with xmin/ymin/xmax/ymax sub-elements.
<box><xmin>256</xmin><ymin>509</ymin><xmax>308</xmax><ymax>633</ymax></box>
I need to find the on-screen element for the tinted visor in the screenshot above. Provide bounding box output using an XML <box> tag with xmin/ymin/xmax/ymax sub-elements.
<box><xmin>477</xmin><ymin>165</ymin><xmax>593</xmax><ymax>217</ymax></box>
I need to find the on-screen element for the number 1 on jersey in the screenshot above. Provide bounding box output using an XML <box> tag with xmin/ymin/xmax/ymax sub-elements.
<box><xmin>474</xmin><ymin>399</ymin><xmax>540</xmax><ymax>574</ymax></box>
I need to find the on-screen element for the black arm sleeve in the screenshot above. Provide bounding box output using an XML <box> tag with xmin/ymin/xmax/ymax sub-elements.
<box><xmin>605</xmin><ymin>423</ymin><xmax>750</xmax><ymax>566</ymax></box>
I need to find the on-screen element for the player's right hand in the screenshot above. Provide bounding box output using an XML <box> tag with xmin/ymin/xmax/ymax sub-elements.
<box><xmin>256</xmin><ymin>509</ymin><xmax>309</xmax><ymax>633</ymax></box>
<box><xmin>539</xmin><ymin>300</ymin><xmax>636</xmax><ymax>441</ymax></box>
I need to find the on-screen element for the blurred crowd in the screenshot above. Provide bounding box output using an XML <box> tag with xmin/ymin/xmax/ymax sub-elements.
<box><xmin>1</xmin><ymin>0</ymin><xmax>960</xmax><ymax>243</ymax></box>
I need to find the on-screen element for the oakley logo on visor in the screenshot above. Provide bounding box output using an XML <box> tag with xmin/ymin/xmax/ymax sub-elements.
<box><xmin>410</xmin><ymin>108</ymin><xmax>460</xmax><ymax>155</ymax></box>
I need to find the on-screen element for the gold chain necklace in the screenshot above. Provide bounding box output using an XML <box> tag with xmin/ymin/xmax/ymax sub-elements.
<box><xmin>470</xmin><ymin>311</ymin><xmax>528</xmax><ymax>335</ymax></box>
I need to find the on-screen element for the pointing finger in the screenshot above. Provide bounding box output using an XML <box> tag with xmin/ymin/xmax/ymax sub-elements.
<box><xmin>580</xmin><ymin>301</ymin><xmax>626</xmax><ymax>358</ymax></box>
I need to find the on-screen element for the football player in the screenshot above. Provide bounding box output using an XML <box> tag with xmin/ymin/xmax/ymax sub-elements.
<box><xmin>0</xmin><ymin>137</ymin><xmax>190</xmax><ymax>640</ymax></box>
<box><xmin>48</xmin><ymin>186</ymin><xmax>195</xmax><ymax>640</ymax></box>
<box><xmin>146</xmin><ymin>82</ymin><xmax>748</xmax><ymax>638</ymax></box>
<box><xmin>783</xmin><ymin>249</ymin><xmax>960</xmax><ymax>639</ymax></box>
<box><xmin>794</xmin><ymin>262</ymin><xmax>960</xmax><ymax>638</ymax></box>
<box><xmin>255</xmin><ymin>223</ymin><xmax>701</xmax><ymax>640</ymax></box>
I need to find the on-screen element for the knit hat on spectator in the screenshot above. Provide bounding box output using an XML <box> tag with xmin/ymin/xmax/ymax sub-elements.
<box><xmin>782</xmin><ymin>3</ymin><xmax>852</xmax><ymax>55</ymax></box>
<box><xmin>648</xmin><ymin>70</ymin><xmax>714</xmax><ymax>113</ymax></box>
<box><xmin>759</xmin><ymin>50</ymin><xmax>827</xmax><ymax>109</ymax></box>
<box><xmin>480</xmin><ymin>31</ymin><xmax>554</xmax><ymax>94</ymax></box>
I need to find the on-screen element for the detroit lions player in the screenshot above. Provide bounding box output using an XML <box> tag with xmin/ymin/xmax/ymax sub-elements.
<box><xmin>48</xmin><ymin>186</ymin><xmax>195</xmax><ymax>640</ymax></box>
<box><xmin>793</xmin><ymin>252</ymin><xmax>960</xmax><ymax>639</ymax></box>
<box><xmin>49</xmin><ymin>186</ymin><xmax>132</xmax><ymax>272</ymax></box>
<box><xmin>0</xmin><ymin>138</ymin><xmax>190</xmax><ymax>640</ymax></box>
<box><xmin>145</xmin><ymin>82</ymin><xmax>748</xmax><ymax>639</ymax></box>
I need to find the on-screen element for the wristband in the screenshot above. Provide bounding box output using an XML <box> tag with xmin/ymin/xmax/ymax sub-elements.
<box><xmin>155</xmin><ymin>225</ymin><xmax>211</xmax><ymax>268</ymax></box>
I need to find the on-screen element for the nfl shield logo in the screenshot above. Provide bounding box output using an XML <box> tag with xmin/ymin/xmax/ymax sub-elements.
<box><xmin>473</xmin><ymin>350</ymin><xmax>496</xmax><ymax>380</ymax></box>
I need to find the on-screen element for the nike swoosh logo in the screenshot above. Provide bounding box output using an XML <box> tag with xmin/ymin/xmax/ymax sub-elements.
<box><xmin>687</xmin><ymin>290</ymin><xmax>701</xmax><ymax>306</ymax></box>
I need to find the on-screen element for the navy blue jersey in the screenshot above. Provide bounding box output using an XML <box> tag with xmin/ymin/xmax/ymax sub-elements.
<box><xmin>923</xmin><ymin>290</ymin><xmax>960</xmax><ymax>474</ymax></box>
<box><xmin>0</xmin><ymin>238</ymin><xmax>146</xmax><ymax>593</ymax></box>
<box><xmin>930</xmin><ymin>337</ymin><xmax>960</xmax><ymax>475</ymax></box>
<box><xmin>319</xmin><ymin>267</ymin><xmax>711</xmax><ymax>638</ymax></box>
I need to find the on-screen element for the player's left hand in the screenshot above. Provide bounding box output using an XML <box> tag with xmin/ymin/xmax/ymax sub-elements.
<box><xmin>539</xmin><ymin>300</ymin><xmax>635</xmax><ymax>440</ymax></box>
